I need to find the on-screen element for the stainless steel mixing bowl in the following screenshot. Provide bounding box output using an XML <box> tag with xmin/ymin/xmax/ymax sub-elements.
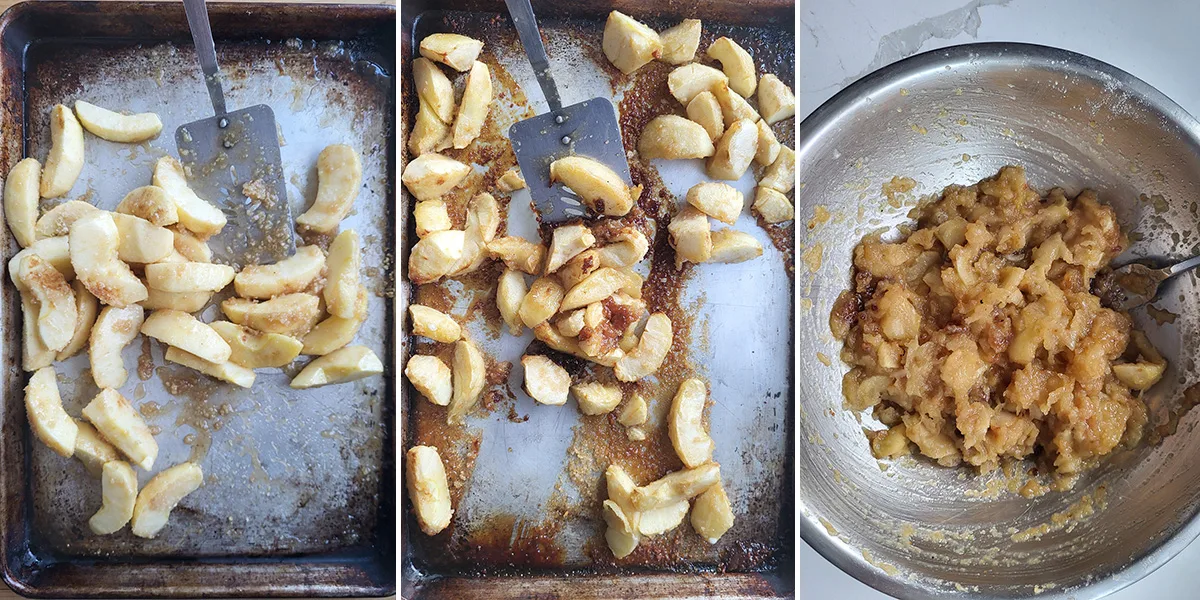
<box><xmin>798</xmin><ymin>42</ymin><xmax>1200</xmax><ymax>599</ymax></box>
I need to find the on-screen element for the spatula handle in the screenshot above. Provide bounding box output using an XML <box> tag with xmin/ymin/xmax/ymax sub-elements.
<box><xmin>182</xmin><ymin>0</ymin><xmax>228</xmax><ymax>117</ymax></box>
<box><xmin>503</xmin><ymin>0</ymin><xmax>562</xmax><ymax>113</ymax></box>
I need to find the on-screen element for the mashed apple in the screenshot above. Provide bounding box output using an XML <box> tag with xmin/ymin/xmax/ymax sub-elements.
<box><xmin>831</xmin><ymin>166</ymin><xmax>1165</xmax><ymax>476</ymax></box>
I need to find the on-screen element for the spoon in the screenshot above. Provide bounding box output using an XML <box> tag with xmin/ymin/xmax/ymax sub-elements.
<box><xmin>1094</xmin><ymin>255</ymin><xmax>1200</xmax><ymax>310</ymax></box>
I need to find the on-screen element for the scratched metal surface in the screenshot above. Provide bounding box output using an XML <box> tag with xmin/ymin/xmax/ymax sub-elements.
<box><xmin>401</xmin><ymin>5</ymin><xmax>794</xmax><ymax>587</ymax></box>
<box><xmin>15</xmin><ymin>37</ymin><xmax>392</xmax><ymax>558</ymax></box>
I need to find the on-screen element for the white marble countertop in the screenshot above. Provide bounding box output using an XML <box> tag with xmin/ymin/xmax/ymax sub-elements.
<box><xmin>800</xmin><ymin>0</ymin><xmax>1200</xmax><ymax>598</ymax></box>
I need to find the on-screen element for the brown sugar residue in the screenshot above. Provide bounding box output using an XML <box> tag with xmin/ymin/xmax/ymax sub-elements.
<box><xmin>139</xmin><ymin>400</ymin><xmax>164</xmax><ymax>419</ymax></box>
<box><xmin>507</xmin><ymin>403</ymin><xmax>528</xmax><ymax>423</ymax></box>
<box><xmin>414</xmin><ymin>281</ymin><xmax>455</xmax><ymax>315</ymax></box>
<box><xmin>801</xmin><ymin>243</ymin><xmax>823</xmax><ymax>274</ymax></box>
<box><xmin>449</xmin><ymin>513</ymin><xmax>567</xmax><ymax>573</ymax></box>
<box><xmin>405</xmin><ymin>392</ymin><xmax>486</xmax><ymax>570</ymax></box>
<box><xmin>882</xmin><ymin>176</ymin><xmax>917</xmax><ymax>208</ymax></box>
<box><xmin>618</xmin><ymin>61</ymin><xmax>679</xmax><ymax>157</ymax></box>
<box><xmin>477</xmin><ymin>359</ymin><xmax>518</xmax><ymax>420</ymax></box>
<box><xmin>1018</xmin><ymin>478</ymin><xmax>1050</xmax><ymax>498</ymax></box>
<box><xmin>1010</xmin><ymin>486</ymin><xmax>1107</xmax><ymax>542</ymax></box>
<box><xmin>459</xmin><ymin>261</ymin><xmax>506</xmax><ymax>339</ymax></box>
<box><xmin>137</xmin><ymin>336</ymin><xmax>155</xmax><ymax>381</ymax></box>
<box><xmin>157</xmin><ymin>365</ymin><xmax>219</xmax><ymax>402</ymax></box>
<box><xmin>242</xmin><ymin>178</ymin><xmax>275</xmax><ymax>206</ymax></box>
<box><xmin>808</xmin><ymin>205</ymin><xmax>831</xmax><ymax>230</ymax></box>
<box><xmin>297</xmin><ymin>227</ymin><xmax>335</xmax><ymax>250</ymax></box>
<box><xmin>485</xmin><ymin>359</ymin><xmax>512</xmax><ymax>387</ymax></box>
<box><xmin>1149</xmin><ymin>382</ymin><xmax>1200</xmax><ymax>444</ymax></box>
<box><xmin>1147</xmin><ymin>304</ymin><xmax>1178</xmax><ymax>326</ymax></box>
<box><xmin>760</xmin><ymin>219</ymin><xmax>796</xmax><ymax>279</ymax></box>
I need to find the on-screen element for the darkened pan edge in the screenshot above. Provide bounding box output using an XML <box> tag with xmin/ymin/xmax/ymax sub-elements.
<box><xmin>0</xmin><ymin>2</ymin><xmax>397</xmax><ymax>598</ymax></box>
<box><xmin>797</xmin><ymin>41</ymin><xmax>1200</xmax><ymax>600</ymax></box>
<box><xmin>397</xmin><ymin>1</ymin><xmax>794</xmax><ymax>598</ymax></box>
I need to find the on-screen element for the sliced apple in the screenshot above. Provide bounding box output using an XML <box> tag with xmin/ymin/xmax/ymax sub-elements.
<box><xmin>56</xmin><ymin>280</ymin><xmax>98</xmax><ymax>360</ymax></box>
<box><xmin>447</xmin><ymin>339</ymin><xmax>485</xmax><ymax>423</ymax></box>
<box><xmin>111</xmin><ymin>212</ymin><xmax>174</xmax><ymax>264</ymax></box>
<box><xmin>545</xmin><ymin>224</ymin><xmax>596</xmax><ymax>274</ymax></box>
<box><xmin>522</xmin><ymin>355</ymin><xmax>570</xmax><ymax>406</ymax></box>
<box><xmin>637</xmin><ymin>499</ymin><xmax>689</xmax><ymax>536</ymax></box>
<box><xmin>152</xmin><ymin>156</ymin><xmax>226</xmax><ymax>237</ymax></box>
<box><xmin>221</xmin><ymin>293</ymin><xmax>321</xmax><ymax>336</ymax></box>
<box><xmin>74</xmin><ymin>419</ymin><xmax>122</xmax><ymax>477</ymax></box>
<box><xmin>35</xmin><ymin>200</ymin><xmax>97</xmax><ymax>239</ymax></box>
<box><xmin>631</xmin><ymin>462</ymin><xmax>720</xmax><ymax>512</ymax></box>
<box><xmin>210</xmin><ymin>320</ymin><xmax>303</xmax><ymax>369</ymax></box>
<box><xmin>141</xmin><ymin>288</ymin><xmax>212</xmax><ymax>312</ymax></box>
<box><xmin>303</xmin><ymin>286</ymin><xmax>368</xmax><ymax>356</ymax></box>
<box><xmin>295</xmin><ymin>144</ymin><xmax>363</xmax><ymax>233</ymax></box>
<box><xmin>25</xmin><ymin>366</ymin><xmax>78</xmax><ymax>457</ymax></box>
<box><xmin>131</xmin><ymin>462</ymin><xmax>202</xmax><ymax>538</ymax></box>
<box><xmin>82</xmin><ymin>389</ymin><xmax>157</xmax><ymax>471</ymax></box>
<box><xmin>405</xmin><ymin>355</ymin><xmax>452</xmax><ymax>406</ymax></box>
<box><xmin>15</xmin><ymin>252</ymin><xmax>77</xmax><ymax>351</ymax></box>
<box><xmin>419</xmin><ymin>33</ymin><xmax>483</xmax><ymax>72</ymax></box>
<box><xmin>75</xmin><ymin>100</ymin><xmax>162</xmax><ymax>143</ymax></box>
<box><xmin>4</xmin><ymin>158</ymin><xmax>40</xmax><ymax>247</ymax></box>
<box><xmin>615</xmin><ymin>312</ymin><xmax>672</xmax><ymax>382</ymax></box>
<box><xmin>116</xmin><ymin>185</ymin><xmax>178</xmax><ymax>226</ymax></box>
<box><xmin>69</xmin><ymin>211</ymin><xmax>148</xmax><ymax>307</ymax></box>
<box><xmin>549</xmin><ymin>156</ymin><xmax>636</xmax><ymax>217</ymax></box>
<box><xmin>140</xmin><ymin>309</ymin><xmax>231</xmax><ymax>363</ymax></box>
<box><xmin>451</xmin><ymin>61</ymin><xmax>492</xmax><ymax>149</ymax></box>
<box><xmin>690</xmin><ymin>482</ymin><xmax>734</xmax><ymax>543</ymax></box>
<box><xmin>20</xmin><ymin>296</ymin><xmax>54</xmax><ymax>371</ymax></box>
<box><xmin>233</xmin><ymin>245</ymin><xmax>325</xmax><ymax>298</ymax></box>
<box><xmin>325</xmin><ymin>229</ymin><xmax>361</xmax><ymax>318</ymax></box>
<box><xmin>88</xmin><ymin>460</ymin><xmax>138</xmax><ymax>535</ymax></box>
<box><xmin>290</xmin><ymin>345</ymin><xmax>384</xmax><ymax>389</ymax></box>
<box><xmin>40</xmin><ymin>104</ymin><xmax>85</xmax><ymax>198</ymax></box>
<box><xmin>572</xmin><ymin>381</ymin><xmax>622</xmax><ymax>415</ymax></box>
<box><xmin>405</xmin><ymin>446</ymin><xmax>453</xmax><ymax>536</ymax></box>
<box><xmin>668</xmin><ymin>378</ymin><xmax>714</xmax><ymax>467</ymax></box>
<box><xmin>89</xmin><ymin>305</ymin><xmax>144</xmax><ymax>389</ymax></box>
<box><xmin>164</xmin><ymin>346</ymin><xmax>256</xmax><ymax>388</ymax></box>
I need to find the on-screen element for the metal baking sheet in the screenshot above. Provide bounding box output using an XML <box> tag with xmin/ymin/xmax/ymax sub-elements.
<box><xmin>400</xmin><ymin>1</ymin><xmax>795</xmax><ymax>597</ymax></box>
<box><xmin>0</xmin><ymin>2</ymin><xmax>395</xmax><ymax>597</ymax></box>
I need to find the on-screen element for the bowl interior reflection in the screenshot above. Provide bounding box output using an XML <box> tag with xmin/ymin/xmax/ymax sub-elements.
<box><xmin>798</xmin><ymin>42</ymin><xmax>1200</xmax><ymax>599</ymax></box>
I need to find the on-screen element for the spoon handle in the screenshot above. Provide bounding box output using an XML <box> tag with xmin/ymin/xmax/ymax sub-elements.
<box><xmin>503</xmin><ymin>0</ymin><xmax>562</xmax><ymax>113</ymax></box>
<box><xmin>181</xmin><ymin>0</ymin><xmax>227</xmax><ymax>117</ymax></box>
<box><xmin>1166</xmin><ymin>254</ymin><xmax>1200</xmax><ymax>278</ymax></box>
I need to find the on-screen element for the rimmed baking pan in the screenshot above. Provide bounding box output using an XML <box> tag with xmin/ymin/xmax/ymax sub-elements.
<box><xmin>399</xmin><ymin>1</ymin><xmax>795</xmax><ymax>597</ymax></box>
<box><xmin>0</xmin><ymin>2</ymin><xmax>395</xmax><ymax>597</ymax></box>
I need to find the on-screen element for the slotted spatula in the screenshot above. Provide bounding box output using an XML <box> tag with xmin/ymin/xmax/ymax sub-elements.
<box><xmin>503</xmin><ymin>0</ymin><xmax>633</xmax><ymax>225</ymax></box>
<box><xmin>176</xmin><ymin>0</ymin><xmax>296</xmax><ymax>268</ymax></box>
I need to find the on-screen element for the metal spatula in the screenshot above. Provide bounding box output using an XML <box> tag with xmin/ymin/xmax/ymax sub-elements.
<box><xmin>503</xmin><ymin>0</ymin><xmax>633</xmax><ymax>225</ymax></box>
<box><xmin>176</xmin><ymin>0</ymin><xmax>295</xmax><ymax>267</ymax></box>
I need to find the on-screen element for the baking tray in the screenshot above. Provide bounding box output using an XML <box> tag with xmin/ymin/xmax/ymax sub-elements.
<box><xmin>399</xmin><ymin>1</ymin><xmax>795</xmax><ymax>598</ymax></box>
<box><xmin>0</xmin><ymin>2</ymin><xmax>395</xmax><ymax>597</ymax></box>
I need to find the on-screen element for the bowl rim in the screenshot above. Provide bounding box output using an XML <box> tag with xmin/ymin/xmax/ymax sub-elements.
<box><xmin>798</xmin><ymin>41</ymin><xmax>1200</xmax><ymax>600</ymax></box>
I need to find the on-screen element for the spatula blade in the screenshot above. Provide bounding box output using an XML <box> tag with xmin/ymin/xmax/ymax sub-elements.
<box><xmin>509</xmin><ymin>97</ymin><xmax>631</xmax><ymax>224</ymax></box>
<box><xmin>176</xmin><ymin>104</ymin><xmax>295</xmax><ymax>268</ymax></box>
